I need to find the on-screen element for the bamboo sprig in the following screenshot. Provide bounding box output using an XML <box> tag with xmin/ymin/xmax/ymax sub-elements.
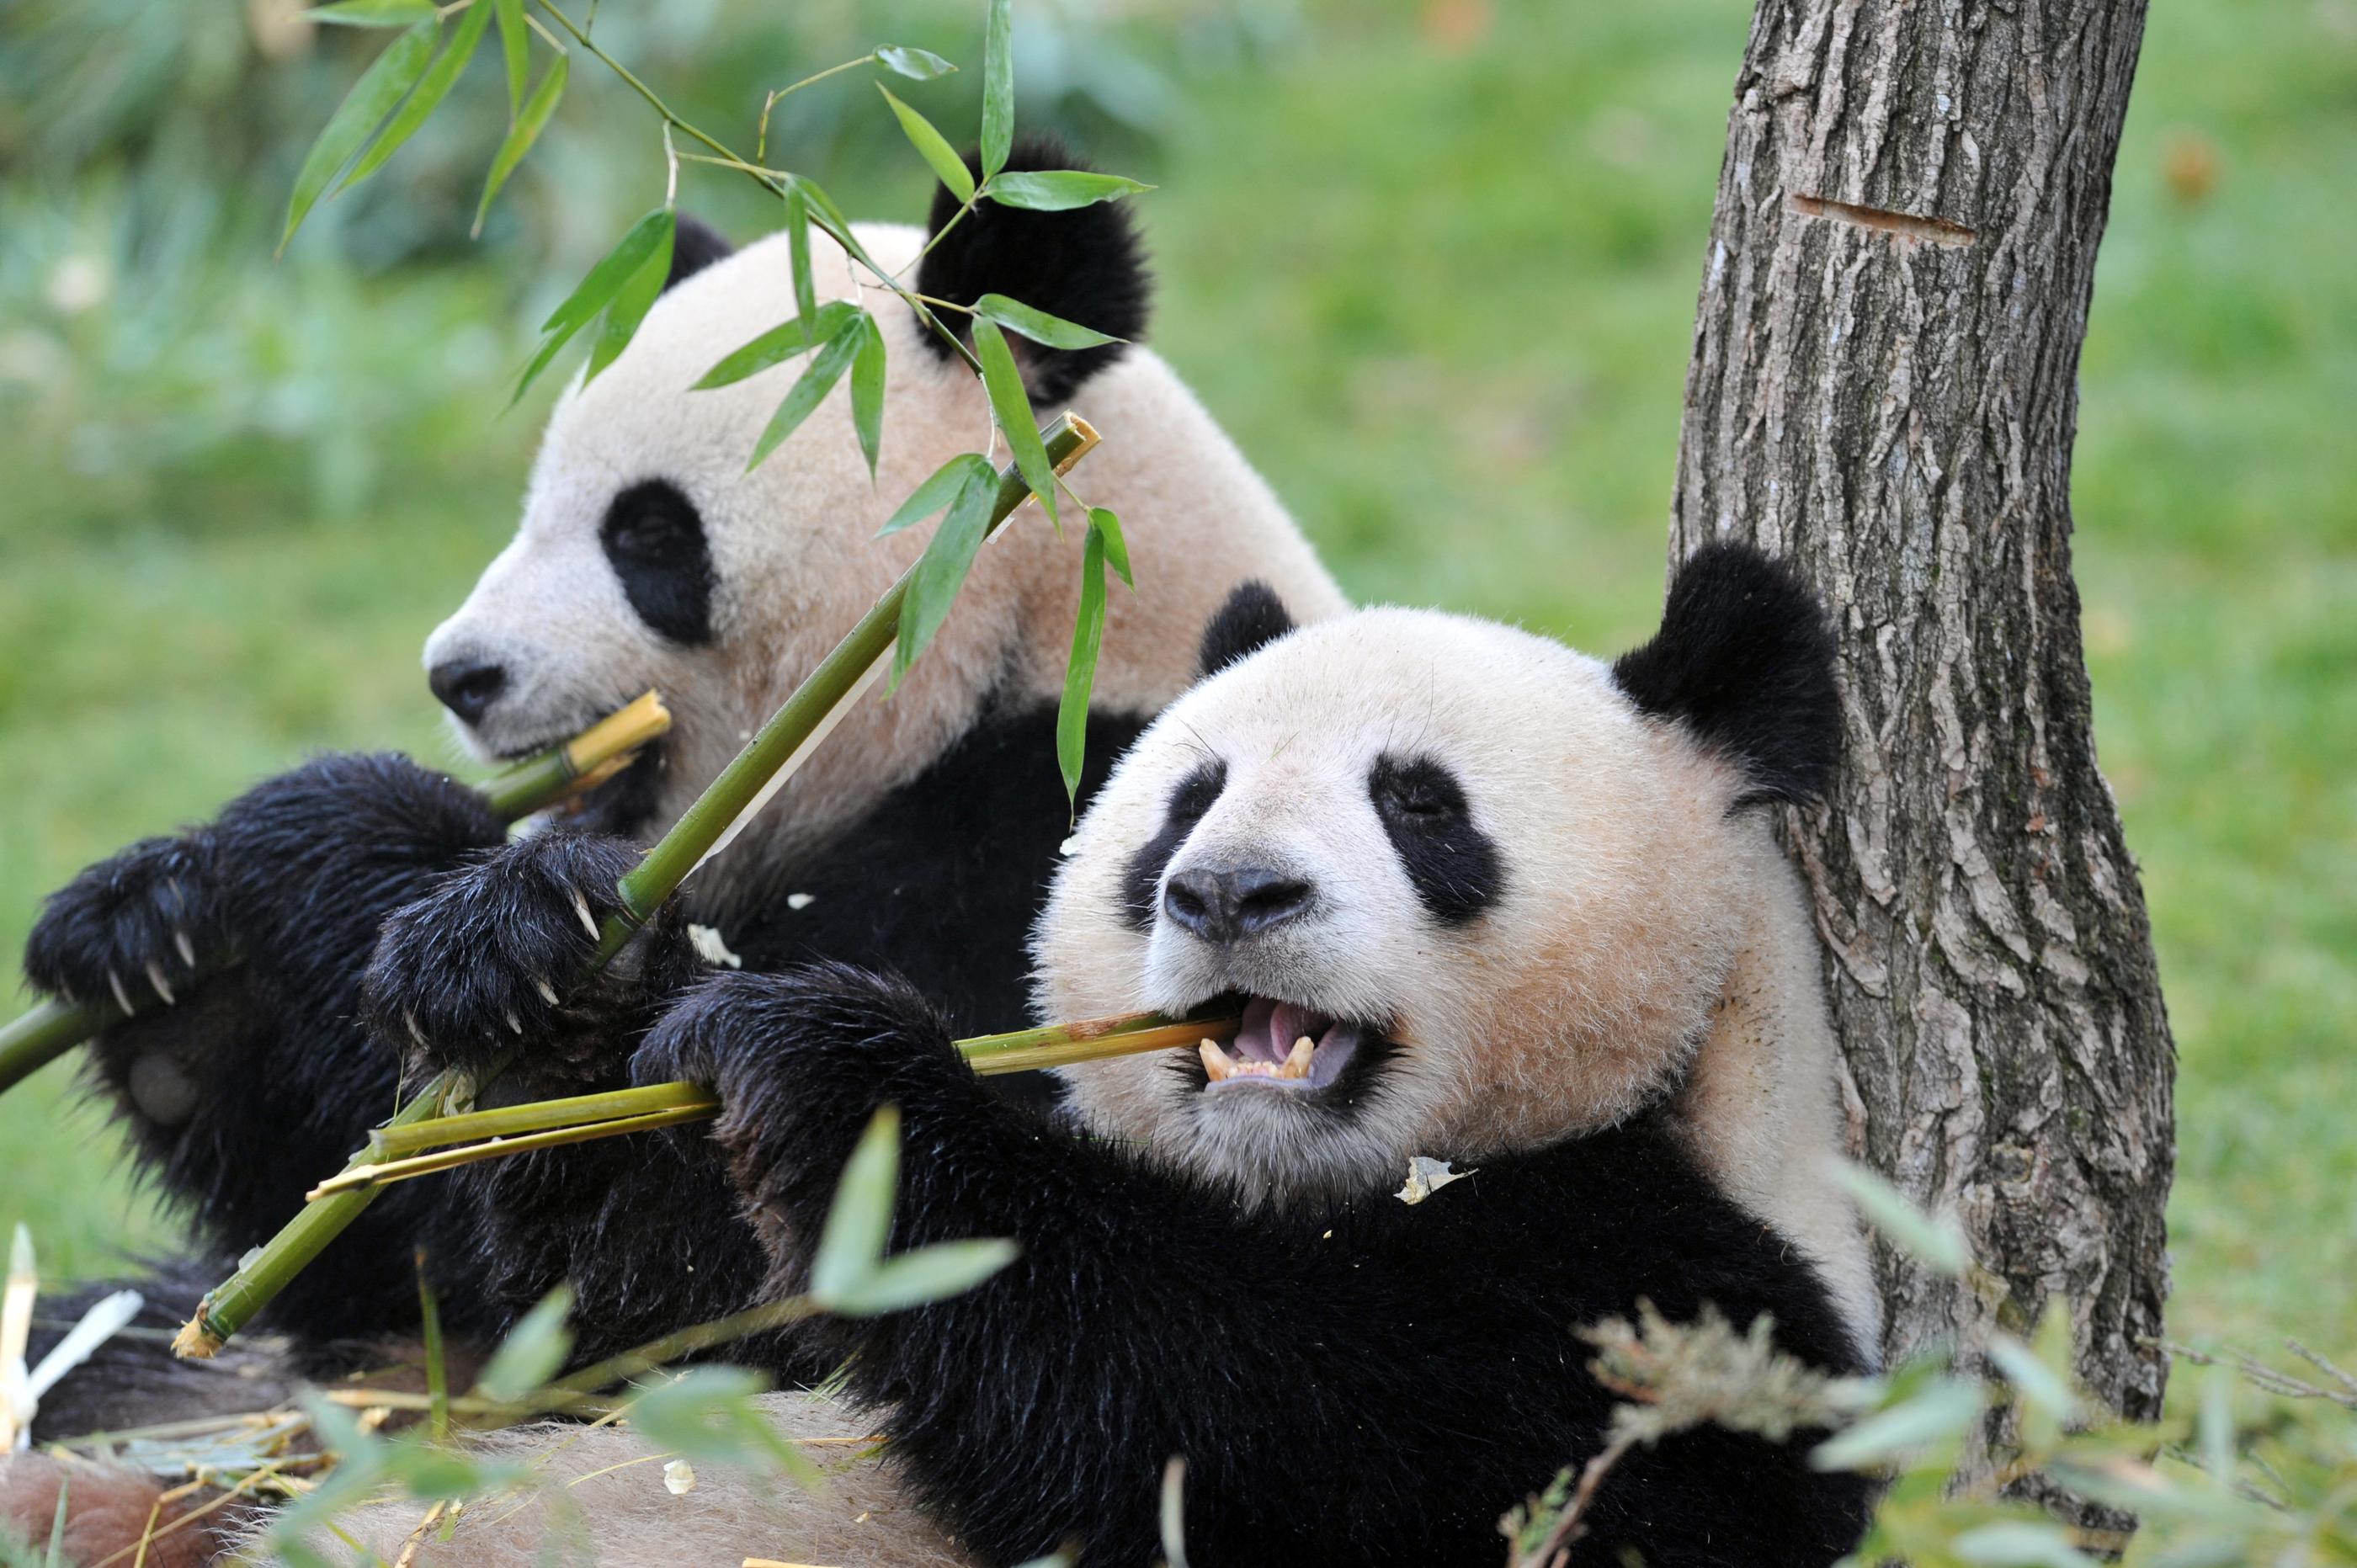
<box><xmin>0</xmin><ymin>694</ymin><xmax>673</xmax><ymax>1101</ymax></box>
<box><xmin>309</xmin><ymin>1009</ymin><xmax>1242</xmax><ymax>1202</ymax></box>
<box><xmin>176</xmin><ymin>420</ymin><xmax>1098</xmax><ymax>1361</ymax></box>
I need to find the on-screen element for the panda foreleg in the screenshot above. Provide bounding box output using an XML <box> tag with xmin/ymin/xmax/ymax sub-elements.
<box><xmin>24</xmin><ymin>755</ymin><xmax>504</xmax><ymax>1271</ymax></box>
<box><xmin>359</xmin><ymin>827</ymin><xmax>704</xmax><ymax>1092</ymax></box>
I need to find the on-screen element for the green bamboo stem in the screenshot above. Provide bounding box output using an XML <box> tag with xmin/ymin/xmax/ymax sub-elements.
<box><xmin>0</xmin><ymin>694</ymin><xmax>672</xmax><ymax>1100</ymax></box>
<box><xmin>311</xmin><ymin>1010</ymin><xmax>1242</xmax><ymax>1201</ymax></box>
<box><xmin>178</xmin><ymin>419</ymin><xmax>1098</xmax><ymax>1360</ymax></box>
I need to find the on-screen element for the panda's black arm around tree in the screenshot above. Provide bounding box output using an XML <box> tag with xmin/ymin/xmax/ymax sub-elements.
<box><xmin>634</xmin><ymin>962</ymin><xmax>1875</xmax><ymax>1568</ymax></box>
<box><xmin>20</xmin><ymin>753</ymin><xmax>508</xmax><ymax>1336</ymax></box>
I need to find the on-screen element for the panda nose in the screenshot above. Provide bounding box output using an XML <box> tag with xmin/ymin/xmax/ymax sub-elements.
<box><xmin>428</xmin><ymin>657</ymin><xmax>508</xmax><ymax>727</ymax></box>
<box><xmin>1163</xmin><ymin>864</ymin><xmax>1316</xmax><ymax>944</ymax></box>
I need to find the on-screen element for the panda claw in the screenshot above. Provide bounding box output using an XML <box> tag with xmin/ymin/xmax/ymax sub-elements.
<box><xmin>173</xmin><ymin>928</ymin><xmax>197</xmax><ymax>970</ymax></box>
<box><xmin>504</xmin><ymin>1009</ymin><xmax>524</xmax><ymax>1036</ymax></box>
<box><xmin>146</xmin><ymin>962</ymin><xmax>176</xmax><ymax>1007</ymax></box>
<box><xmin>406</xmin><ymin>1011</ymin><xmax>428</xmax><ymax>1051</ymax></box>
<box><xmin>535</xmin><ymin>977</ymin><xmax>561</xmax><ymax>1007</ymax></box>
<box><xmin>570</xmin><ymin>890</ymin><xmax>599</xmax><ymax>942</ymax></box>
<box><xmin>108</xmin><ymin>970</ymin><xmax>136</xmax><ymax>1018</ymax></box>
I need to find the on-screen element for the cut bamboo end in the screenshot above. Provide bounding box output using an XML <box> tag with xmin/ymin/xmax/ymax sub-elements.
<box><xmin>171</xmin><ymin>1316</ymin><xmax>225</xmax><ymax>1361</ymax></box>
<box><xmin>565</xmin><ymin>690</ymin><xmax>673</xmax><ymax>777</ymax></box>
<box><xmin>1051</xmin><ymin>413</ymin><xmax>1100</xmax><ymax>476</ymax></box>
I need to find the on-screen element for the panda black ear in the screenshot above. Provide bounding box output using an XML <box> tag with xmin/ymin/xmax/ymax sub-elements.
<box><xmin>914</xmin><ymin>135</ymin><xmax>1150</xmax><ymax>406</ymax></box>
<box><xmin>663</xmin><ymin>215</ymin><xmax>734</xmax><ymax>293</ymax></box>
<box><xmin>1610</xmin><ymin>542</ymin><xmax>1839</xmax><ymax>807</ymax></box>
<box><xmin>1198</xmin><ymin>582</ymin><xmax>1296</xmax><ymax>678</ymax></box>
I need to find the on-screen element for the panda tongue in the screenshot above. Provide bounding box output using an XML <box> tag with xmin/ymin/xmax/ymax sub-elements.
<box><xmin>1236</xmin><ymin>998</ymin><xmax>1325</xmax><ymax>1066</ymax></box>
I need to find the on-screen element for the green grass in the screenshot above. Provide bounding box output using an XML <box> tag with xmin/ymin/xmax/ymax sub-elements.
<box><xmin>1</xmin><ymin>0</ymin><xmax>2349</xmax><ymax>1371</ymax></box>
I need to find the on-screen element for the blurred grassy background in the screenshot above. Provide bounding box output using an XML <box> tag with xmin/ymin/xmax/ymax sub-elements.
<box><xmin>0</xmin><ymin>0</ymin><xmax>2349</xmax><ymax>1366</ymax></box>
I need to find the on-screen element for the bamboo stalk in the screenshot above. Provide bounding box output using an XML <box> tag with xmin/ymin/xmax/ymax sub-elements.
<box><xmin>309</xmin><ymin>1011</ymin><xmax>1240</xmax><ymax>1201</ymax></box>
<box><xmin>178</xmin><ymin>421</ymin><xmax>1099</xmax><ymax>1360</ymax></box>
<box><xmin>0</xmin><ymin>693</ymin><xmax>673</xmax><ymax>1099</ymax></box>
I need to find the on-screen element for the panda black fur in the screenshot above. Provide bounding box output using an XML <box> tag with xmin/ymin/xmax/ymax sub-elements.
<box><xmin>307</xmin><ymin>552</ymin><xmax>1875</xmax><ymax>1567</ymax></box>
<box><xmin>15</xmin><ymin>136</ymin><xmax>1345</xmax><ymax>1433</ymax></box>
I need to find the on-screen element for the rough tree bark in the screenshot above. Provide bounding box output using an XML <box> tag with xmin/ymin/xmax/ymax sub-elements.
<box><xmin>1669</xmin><ymin>0</ymin><xmax>2174</xmax><ymax>1440</ymax></box>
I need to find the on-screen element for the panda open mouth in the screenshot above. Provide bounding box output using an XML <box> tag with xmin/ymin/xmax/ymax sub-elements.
<box><xmin>1197</xmin><ymin>997</ymin><xmax>1370</xmax><ymax>1096</ymax></box>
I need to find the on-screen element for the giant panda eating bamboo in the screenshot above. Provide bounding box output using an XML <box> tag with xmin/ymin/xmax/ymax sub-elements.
<box><xmin>296</xmin><ymin>548</ymin><xmax>1877</xmax><ymax>1567</ymax></box>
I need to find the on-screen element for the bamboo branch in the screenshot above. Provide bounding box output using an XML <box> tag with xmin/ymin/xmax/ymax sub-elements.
<box><xmin>312</xmin><ymin>1009</ymin><xmax>1239</xmax><ymax>1200</ymax></box>
<box><xmin>0</xmin><ymin>694</ymin><xmax>673</xmax><ymax>1100</ymax></box>
<box><xmin>175</xmin><ymin>419</ymin><xmax>1099</xmax><ymax>1360</ymax></box>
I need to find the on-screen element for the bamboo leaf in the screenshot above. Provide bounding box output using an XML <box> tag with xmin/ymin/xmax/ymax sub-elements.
<box><xmin>810</xmin><ymin>1107</ymin><xmax>900</xmax><ymax>1306</ymax></box>
<box><xmin>878</xmin><ymin>85</ymin><xmax>974</xmax><ymax>204</ymax></box>
<box><xmin>585</xmin><ymin>213</ymin><xmax>676</xmax><ymax>382</ymax></box>
<box><xmin>971</xmin><ymin>292</ymin><xmax>1120</xmax><ymax>350</ymax></box>
<box><xmin>850</xmin><ymin>311</ymin><xmax>887</xmax><ymax>480</ymax></box>
<box><xmin>476</xmin><ymin>1285</ymin><xmax>575</xmax><ymax>1402</ymax></box>
<box><xmin>745</xmin><ymin>311</ymin><xmax>864</xmax><ymax>470</ymax></box>
<box><xmin>305</xmin><ymin>0</ymin><xmax>434</xmax><ymax>24</ymax></box>
<box><xmin>1949</xmin><ymin>1522</ymin><xmax>2100</xmax><ymax>1568</ymax></box>
<box><xmin>694</xmin><ymin>300</ymin><xmax>859</xmax><ymax>390</ymax></box>
<box><xmin>1056</xmin><ymin>522</ymin><xmax>1108</xmax><ymax>807</ymax></box>
<box><xmin>1833</xmin><ymin>1160</ymin><xmax>1969</xmax><ymax>1277</ymax></box>
<box><xmin>510</xmin><ymin>208</ymin><xmax>673</xmax><ymax>405</ymax></box>
<box><xmin>987</xmin><ymin>170</ymin><xmax>1153</xmax><ymax>211</ymax></box>
<box><xmin>980</xmin><ymin>0</ymin><xmax>1013</xmax><ymax>180</ymax></box>
<box><xmin>336</xmin><ymin>0</ymin><xmax>492</xmax><ymax>195</ymax></box>
<box><xmin>279</xmin><ymin>18</ymin><xmax>439</xmax><ymax>254</ymax></box>
<box><xmin>874</xmin><ymin>45</ymin><xmax>956</xmax><ymax>81</ymax></box>
<box><xmin>878</xmin><ymin>453</ymin><xmax>992</xmax><ymax>538</ymax></box>
<box><xmin>893</xmin><ymin>460</ymin><xmax>1000</xmax><ymax>680</ymax></box>
<box><xmin>1089</xmin><ymin>506</ymin><xmax>1133</xmax><ymax>588</ymax></box>
<box><xmin>495</xmin><ymin>0</ymin><xmax>527</xmax><ymax>117</ymax></box>
<box><xmin>790</xmin><ymin>176</ymin><xmax>889</xmax><ymax>279</ymax></box>
<box><xmin>973</xmin><ymin>318</ymin><xmax>1057</xmax><ymax>529</ymax></box>
<box><xmin>785</xmin><ymin>183</ymin><xmax>817</xmax><ymax>332</ymax></box>
<box><xmin>473</xmin><ymin>50</ymin><xmax>567</xmax><ymax>238</ymax></box>
<box><xmin>1810</xmin><ymin>1379</ymin><xmax>1982</xmax><ymax>1470</ymax></box>
<box><xmin>827</xmin><ymin>1239</ymin><xmax>1019</xmax><ymax>1316</ymax></box>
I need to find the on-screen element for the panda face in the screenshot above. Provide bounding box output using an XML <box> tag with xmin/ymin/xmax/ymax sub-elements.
<box><xmin>1035</xmin><ymin>608</ymin><xmax>1759</xmax><ymax>1206</ymax></box>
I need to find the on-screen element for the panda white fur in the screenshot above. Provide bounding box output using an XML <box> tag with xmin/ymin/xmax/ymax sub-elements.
<box><xmin>13</xmin><ymin>138</ymin><xmax>1344</xmax><ymax>1434</ymax></box>
<box><xmin>301</xmin><ymin>548</ymin><xmax>1875</xmax><ymax>1568</ymax></box>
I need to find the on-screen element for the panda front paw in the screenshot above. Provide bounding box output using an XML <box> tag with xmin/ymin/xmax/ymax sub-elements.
<box><xmin>632</xmin><ymin>964</ymin><xmax>969</xmax><ymax>1195</ymax></box>
<box><xmin>360</xmin><ymin>831</ymin><xmax>693</xmax><ymax>1085</ymax></box>
<box><xmin>24</xmin><ymin>831</ymin><xmax>228</xmax><ymax>1014</ymax></box>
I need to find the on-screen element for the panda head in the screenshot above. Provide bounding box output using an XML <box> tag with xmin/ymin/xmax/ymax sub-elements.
<box><xmin>422</xmin><ymin>138</ymin><xmax>1150</xmax><ymax>842</ymax></box>
<box><xmin>1033</xmin><ymin>544</ymin><xmax>1838</xmax><ymax>1204</ymax></box>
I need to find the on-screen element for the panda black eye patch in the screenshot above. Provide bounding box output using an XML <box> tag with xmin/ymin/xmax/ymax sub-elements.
<box><xmin>1370</xmin><ymin>752</ymin><xmax>1502</xmax><ymax>924</ymax></box>
<box><xmin>1119</xmin><ymin>760</ymin><xmax>1226</xmax><ymax>931</ymax></box>
<box><xmin>601</xmin><ymin>479</ymin><xmax>716</xmax><ymax>646</ymax></box>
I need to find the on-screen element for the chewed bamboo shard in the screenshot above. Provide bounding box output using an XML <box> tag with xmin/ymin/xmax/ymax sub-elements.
<box><xmin>311</xmin><ymin>1010</ymin><xmax>1241</xmax><ymax>1201</ymax></box>
<box><xmin>0</xmin><ymin>694</ymin><xmax>672</xmax><ymax>1101</ymax></box>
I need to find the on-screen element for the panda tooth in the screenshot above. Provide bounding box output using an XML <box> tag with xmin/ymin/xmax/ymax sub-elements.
<box><xmin>1199</xmin><ymin>1041</ymin><xmax>1235</xmax><ymax>1082</ymax></box>
<box><xmin>1281</xmin><ymin>1037</ymin><xmax>1315</xmax><ymax>1079</ymax></box>
<box><xmin>146</xmin><ymin>962</ymin><xmax>176</xmax><ymax>1007</ymax></box>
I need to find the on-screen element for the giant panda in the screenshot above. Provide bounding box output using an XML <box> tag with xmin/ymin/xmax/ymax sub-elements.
<box><xmin>298</xmin><ymin>546</ymin><xmax>1878</xmax><ymax>1568</ymax></box>
<box><xmin>12</xmin><ymin>137</ymin><xmax>1347</xmax><ymax>1428</ymax></box>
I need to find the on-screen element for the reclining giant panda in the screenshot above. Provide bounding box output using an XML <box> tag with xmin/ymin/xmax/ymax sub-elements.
<box><xmin>15</xmin><ymin>138</ymin><xmax>1347</xmax><ymax>1420</ymax></box>
<box><xmin>311</xmin><ymin>547</ymin><xmax>1877</xmax><ymax>1567</ymax></box>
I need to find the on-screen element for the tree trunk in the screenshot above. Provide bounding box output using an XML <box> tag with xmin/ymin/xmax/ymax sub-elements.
<box><xmin>1669</xmin><ymin>0</ymin><xmax>2174</xmax><ymax>1438</ymax></box>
